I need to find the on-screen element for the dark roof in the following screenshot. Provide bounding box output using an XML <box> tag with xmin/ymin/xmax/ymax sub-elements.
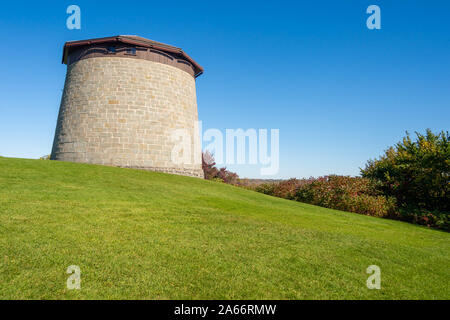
<box><xmin>62</xmin><ymin>35</ymin><xmax>203</xmax><ymax>77</ymax></box>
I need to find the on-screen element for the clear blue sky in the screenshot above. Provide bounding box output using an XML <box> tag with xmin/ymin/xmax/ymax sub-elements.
<box><xmin>0</xmin><ymin>1</ymin><xmax>449</xmax><ymax>178</ymax></box>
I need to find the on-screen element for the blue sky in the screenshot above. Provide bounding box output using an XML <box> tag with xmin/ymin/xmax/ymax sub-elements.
<box><xmin>0</xmin><ymin>1</ymin><xmax>449</xmax><ymax>178</ymax></box>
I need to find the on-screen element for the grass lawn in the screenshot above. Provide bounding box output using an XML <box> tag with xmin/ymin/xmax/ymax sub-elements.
<box><xmin>0</xmin><ymin>157</ymin><xmax>448</xmax><ymax>299</ymax></box>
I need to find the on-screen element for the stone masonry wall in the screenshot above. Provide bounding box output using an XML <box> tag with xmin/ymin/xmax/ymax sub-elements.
<box><xmin>51</xmin><ymin>57</ymin><xmax>203</xmax><ymax>178</ymax></box>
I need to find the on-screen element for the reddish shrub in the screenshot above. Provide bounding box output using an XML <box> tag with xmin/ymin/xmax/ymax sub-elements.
<box><xmin>255</xmin><ymin>176</ymin><xmax>397</xmax><ymax>219</ymax></box>
<box><xmin>202</xmin><ymin>151</ymin><xmax>239</xmax><ymax>185</ymax></box>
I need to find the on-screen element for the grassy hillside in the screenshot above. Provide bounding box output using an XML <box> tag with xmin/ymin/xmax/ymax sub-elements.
<box><xmin>0</xmin><ymin>157</ymin><xmax>448</xmax><ymax>300</ymax></box>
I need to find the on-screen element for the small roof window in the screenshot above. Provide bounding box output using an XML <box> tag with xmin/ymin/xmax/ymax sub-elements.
<box><xmin>126</xmin><ymin>48</ymin><xmax>137</xmax><ymax>55</ymax></box>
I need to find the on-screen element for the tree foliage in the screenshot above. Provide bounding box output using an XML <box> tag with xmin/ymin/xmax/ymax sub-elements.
<box><xmin>202</xmin><ymin>151</ymin><xmax>239</xmax><ymax>184</ymax></box>
<box><xmin>361</xmin><ymin>130</ymin><xmax>449</xmax><ymax>229</ymax></box>
<box><xmin>361</xmin><ymin>130</ymin><xmax>449</xmax><ymax>212</ymax></box>
<box><xmin>256</xmin><ymin>176</ymin><xmax>396</xmax><ymax>218</ymax></box>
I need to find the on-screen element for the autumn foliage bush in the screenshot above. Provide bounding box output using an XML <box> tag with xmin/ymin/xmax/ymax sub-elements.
<box><xmin>256</xmin><ymin>176</ymin><xmax>397</xmax><ymax>218</ymax></box>
<box><xmin>202</xmin><ymin>151</ymin><xmax>239</xmax><ymax>185</ymax></box>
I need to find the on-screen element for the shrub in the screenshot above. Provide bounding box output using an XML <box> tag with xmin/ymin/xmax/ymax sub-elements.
<box><xmin>361</xmin><ymin>129</ymin><xmax>449</xmax><ymax>230</ymax></box>
<box><xmin>202</xmin><ymin>151</ymin><xmax>239</xmax><ymax>185</ymax></box>
<box><xmin>401</xmin><ymin>208</ymin><xmax>449</xmax><ymax>230</ymax></box>
<box><xmin>254</xmin><ymin>176</ymin><xmax>397</xmax><ymax>218</ymax></box>
<box><xmin>202</xmin><ymin>151</ymin><xmax>217</xmax><ymax>180</ymax></box>
<box><xmin>255</xmin><ymin>178</ymin><xmax>316</xmax><ymax>199</ymax></box>
<box><xmin>293</xmin><ymin>176</ymin><xmax>397</xmax><ymax>218</ymax></box>
<box><xmin>255</xmin><ymin>183</ymin><xmax>276</xmax><ymax>195</ymax></box>
<box><xmin>361</xmin><ymin>129</ymin><xmax>449</xmax><ymax>212</ymax></box>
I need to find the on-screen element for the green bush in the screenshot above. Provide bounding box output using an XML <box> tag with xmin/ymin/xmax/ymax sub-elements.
<box><xmin>361</xmin><ymin>129</ymin><xmax>449</xmax><ymax>229</ymax></box>
<box><xmin>255</xmin><ymin>182</ymin><xmax>276</xmax><ymax>196</ymax></box>
<box><xmin>404</xmin><ymin>208</ymin><xmax>449</xmax><ymax>230</ymax></box>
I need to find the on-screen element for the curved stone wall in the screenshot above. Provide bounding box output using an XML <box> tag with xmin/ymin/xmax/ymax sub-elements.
<box><xmin>50</xmin><ymin>56</ymin><xmax>203</xmax><ymax>178</ymax></box>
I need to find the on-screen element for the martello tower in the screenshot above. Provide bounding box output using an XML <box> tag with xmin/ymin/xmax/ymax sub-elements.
<box><xmin>51</xmin><ymin>35</ymin><xmax>204</xmax><ymax>177</ymax></box>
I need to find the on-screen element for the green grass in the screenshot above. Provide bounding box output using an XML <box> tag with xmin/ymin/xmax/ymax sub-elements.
<box><xmin>0</xmin><ymin>157</ymin><xmax>448</xmax><ymax>300</ymax></box>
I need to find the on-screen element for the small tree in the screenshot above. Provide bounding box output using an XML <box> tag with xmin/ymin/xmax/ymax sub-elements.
<box><xmin>202</xmin><ymin>151</ymin><xmax>218</xmax><ymax>180</ymax></box>
<box><xmin>202</xmin><ymin>151</ymin><xmax>239</xmax><ymax>184</ymax></box>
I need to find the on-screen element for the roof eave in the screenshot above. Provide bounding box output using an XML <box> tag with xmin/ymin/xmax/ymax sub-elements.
<box><xmin>61</xmin><ymin>36</ymin><xmax>204</xmax><ymax>76</ymax></box>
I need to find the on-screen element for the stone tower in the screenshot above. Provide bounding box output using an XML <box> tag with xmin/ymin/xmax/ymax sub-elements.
<box><xmin>51</xmin><ymin>35</ymin><xmax>204</xmax><ymax>177</ymax></box>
